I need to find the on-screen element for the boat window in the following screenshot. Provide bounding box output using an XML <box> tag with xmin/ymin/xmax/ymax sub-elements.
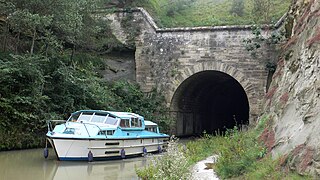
<box><xmin>98</xmin><ymin>130</ymin><xmax>114</xmax><ymax>136</ymax></box>
<box><xmin>70</xmin><ymin>113</ymin><xmax>80</xmax><ymax>122</ymax></box>
<box><xmin>131</xmin><ymin>118</ymin><xmax>142</xmax><ymax>127</ymax></box>
<box><xmin>107</xmin><ymin>130</ymin><xmax>115</xmax><ymax>135</ymax></box>
<box><xmin>105</xmin><ymin>115</ymin><xmax>118</xmax><ymax>125</ymax></box>
<box><xmin>78</xmin><ymin>112</ymin><xmax>93</xmax><ymax>122</ymax></box>
<box><xmin>91</xmin><ymin>113</ymin><xmax>106</xmax><ymax>123</ymax></box>
<box><xmin>98</xmin><ymin>130</ymin><xmax>106</xmax><ymax>135</ymax></box>
<box><xmin>63</xmin><ymin>128</ymin><xmax>75</xmax><ymax>134</ymax></box>
<box><xmin>146</xmin><ymin>127</ymin><xmax>156</xmax><ymax>132</ymax></box>
<box><xmin>120</xmin><ymin>119</ymin><xmax>130</xmax><ymax>128</ymax></box>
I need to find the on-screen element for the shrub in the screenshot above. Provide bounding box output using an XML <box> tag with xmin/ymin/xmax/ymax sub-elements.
<box><xmin>230</xmin><ymin>0</ymin><xmax>245</xmax><ymax>17</ymax></box>
<box><xmin>136</xmin><ymin>138</ymin><xmax>191</xmax><ymax>180</ymax></box>
<box><xmin>245</xmin><ymin>155</ymin><xmax>312</xmax><ymax>179</ymax></box>
<box><xmin>214</xmin><ymin>127</ymin><xmax>267</xmax><ymax>178</ymax></box>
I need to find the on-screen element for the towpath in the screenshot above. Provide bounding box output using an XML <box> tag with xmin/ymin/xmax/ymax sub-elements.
<box><xmin>191</xmin><ymin>155</ymin><xmax>219</xmax><ymax>180</ymax></box>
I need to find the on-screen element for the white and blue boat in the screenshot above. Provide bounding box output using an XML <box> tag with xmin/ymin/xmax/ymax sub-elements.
<box><xmin>46</xmin><ymin>110</ymin><xmax>169</xmax><ymax>161</ymax></box>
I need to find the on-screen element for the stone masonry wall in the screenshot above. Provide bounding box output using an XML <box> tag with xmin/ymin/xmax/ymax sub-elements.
<box><xmin>107</xmin><ymin>8</ymin><xmax>283</xmax><ymax>122</ymax></box>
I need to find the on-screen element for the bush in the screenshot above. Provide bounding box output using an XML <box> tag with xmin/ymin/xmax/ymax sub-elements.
<box><xmin>230</xmin><ymin>0</ymin><xmax>245</xmax><ymax>17</ymax></box>
<box><xmin>0</xmin><ymin>54</ymin><xmax>50</xmax><ymax>149</ymax></box>
<box><xmin>244</xmin><ymin>155</ymin><xmax>312</xmax><ymax>179</ymax></box>
<box><xmin>136</xmin><ymin>138</ymin><xmax>191</xmax><ymax>180</ymax></box>
<box><xmin>214</xmin><ymin>127</ymin><xmax>267</xmax><ymax>178</ymax></box>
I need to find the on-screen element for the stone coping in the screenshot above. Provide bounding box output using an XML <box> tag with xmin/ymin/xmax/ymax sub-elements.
<box><xmin>110</xmin><ymin>7</ymin><xmax>287</xmax><ymax>33</ymax></box>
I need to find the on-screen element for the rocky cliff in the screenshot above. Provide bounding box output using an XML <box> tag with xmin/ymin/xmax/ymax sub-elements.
<box><xmin>262</xmin><ymin>0</ymin><xmax>320</xmax><ymax>176</ymax></box>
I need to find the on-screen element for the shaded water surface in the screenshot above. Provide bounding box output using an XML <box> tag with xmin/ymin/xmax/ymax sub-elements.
<box><xmin>0</xmin><ymin>148</ymin><xmax>149</xmax><ymax>180</ymax></box>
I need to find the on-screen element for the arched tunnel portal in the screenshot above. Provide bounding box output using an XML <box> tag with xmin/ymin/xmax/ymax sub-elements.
<box><xmin>170</xmin><ymin>70</ymin><xmax>249</xmax><ymax>136</ymax></box>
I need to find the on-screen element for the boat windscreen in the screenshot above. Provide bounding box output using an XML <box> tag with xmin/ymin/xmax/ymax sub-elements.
<box><xmin>78</xmin><ymin>113</ymin><xmax>92</xmax><ymax>122</ymax></box>
<box><xmin>105</xmin><ymin>115</ymin><xmax>118</xmax><ymax>125</ymax></box>
<box><xmin>70</xmin><ymin>113</ymin><xmax>80</xmax><ymax>122</ymax></box>
<box><xmin>91</xmin><ymin>114</ymin><xmax>106</xmax><ymax>123</ymax></box>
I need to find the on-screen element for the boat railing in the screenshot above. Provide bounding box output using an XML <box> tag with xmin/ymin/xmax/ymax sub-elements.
<box><xmin>47</xmin><ymin>119</ymin><xmax>102</xmax><ymax>137</ymax></box>
<box><xmin>80</xmin><ymin>121</ymin><xmax>102</xmax><ymax>137</ymax></box>
<box><xmin>47</xmin><ymin>120</ymin><xmax>66</xmax><ymax>132</ymax></box>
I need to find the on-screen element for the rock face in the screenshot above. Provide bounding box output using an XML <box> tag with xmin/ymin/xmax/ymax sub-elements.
<box><xmin>263</xmin><ymin>0</ymin><xmax>320</xmax><ymax>176</ymax></box>
<box><xmin>100</xmin><ymin>51</ymin><xmax>136</xmax><ymax>82</ymax></box>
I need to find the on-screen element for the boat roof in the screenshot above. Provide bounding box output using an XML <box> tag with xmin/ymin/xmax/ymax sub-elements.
<box><xmin>72</xmin><ymin>110</ymin><xmax>143</xmax><ymax>119</ymax></box>
<box><xmin>144</xmin><ymin>120</ymin><xmax>157</xmax><ymax>126</ymax></box>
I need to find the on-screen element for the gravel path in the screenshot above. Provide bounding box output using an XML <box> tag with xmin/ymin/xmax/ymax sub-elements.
<box><xmin>191</xmin><ymin>155</ymin><xmax>219</xmax><ymax>180</ymax></box>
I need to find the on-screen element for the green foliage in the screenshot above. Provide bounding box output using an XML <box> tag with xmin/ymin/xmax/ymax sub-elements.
<box><xmin>185</xmin><ymin>134</ymin><xmax>222</xmax><ymax>164</ymax></box>
<box><xmin>0</xmin><ymin>52</ymin><xmax>171</xmax><ymax>150</ymax></box>
<box><xmin>252</xmin><ymin>0</ymin><xmax>269</xmax><ymax>22</ymax></box>
<box><xmin>129</xmin><ymin>0</ymin><xmax>291</xmax><ymax>27</ymax></box>
<box><xmin>230</xmin><ymin>0</ymin><xmax>245</xmax><ymax>17</ymax></box>
<box><xmin>0</xmin><ymin>0</ymin><xmax>173</xmax><ymax>150</ymax></box>
<box><xmin>136</xmin><ymin>127</ymin><xmax>266</xmax><ymax>179</ymax></box>
<box><xmin>0</xmin><ymin>54</ymin><xmax>50</xmax><ymax>149</ymax></box>
<box><xmin>136</xmin><ymin>139</ymin><xmax>191</xmax><ymax>180</ymax></box>
<box><xmin>214</xmin><ymin>127</ymin><xmax>267</xmax><ymax>178</ymax></box>
<box><xmin>119</xmin><ymin>13</ymin><xmax>140</xmax><ymax>49</ymax></box>
<box><xmin>1</xmin><ymin>0</ymin><xmax>123</xmax><ymax>56</ymax></box>
<box><xmin>255</xmin><ymin>114</ymin><xmax>270</xmax><ymax>133</ymax></box>
<box><xmin>164</xmin><ymin>0</ymin><xmax>194</xmax><ymax>17</ymax></box>
<box><xmin>136</xmin><ymin>114</ymin><xmax>310</xmax><ymax>179</ymax></box>
<box><xmin>110</xmin><ymin>81</ymin><xmax>172</xmax><ymax>133</ymax></box>
<box><xmin>243</xmin><ymin>25</ymin><xmax>284</xmax><ymax>71</ymax></box>
<box><xmin>243</xmin><ymin>25</ymin><xmax>266</xmax><ymax>56</ymax></box>
<box><xmin>251</xmin><ymin>0</ymin><xmax>277</xmax><ymax>23</ymax></box>
<box><xmin>244</xmin><ymin>156</ymin><xmax>312</xmax><ymax>179</ymax></box>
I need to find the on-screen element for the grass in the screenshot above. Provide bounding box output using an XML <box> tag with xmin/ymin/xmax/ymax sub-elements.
<box><xmin>131</xmin><ymin>0</ymin><xmax>291</xmax><ymax>27</ymax></box>
<box><xmin>136</xmin><ymin>138</ymin><xmax>191</xmax><ymax>180</ymax></box>
<box><xmin>243</xmin><ymin>156</ymin><xmax>311</xmax><ymax>180</ymax></box>
<box><xmin>135</xmin><ymin>115</ymin><xmax>312</xmax><ymax>179</ymax></box>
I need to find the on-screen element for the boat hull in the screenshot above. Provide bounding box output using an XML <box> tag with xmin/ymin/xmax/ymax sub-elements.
<box><xmin>47</xmin><ymin>137</ymin><xmax>168</xmax><ymax>161</ymax></box>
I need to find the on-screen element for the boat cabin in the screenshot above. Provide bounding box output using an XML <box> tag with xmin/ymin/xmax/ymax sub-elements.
<box><xmin>67</xmin><ymin>110</ymin><xmax>146</xmax><ymax>130</ymax></box>
<box><xmin>144</xmin><ymin>120</ymin><xmax>160</xmax><ymax>133</ymax></box>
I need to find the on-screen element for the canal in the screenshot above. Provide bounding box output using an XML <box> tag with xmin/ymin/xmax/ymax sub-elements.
<box><xmin>0</xmin><ymin>148</ymin><xmax>150</xmax><ymax>180</ymax></box>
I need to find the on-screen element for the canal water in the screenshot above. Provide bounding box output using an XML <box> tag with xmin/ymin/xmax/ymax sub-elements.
<box><xmin>0</xmin><ymin>148</ymin><xmax>150</xmax><ymax>180</ymax></box>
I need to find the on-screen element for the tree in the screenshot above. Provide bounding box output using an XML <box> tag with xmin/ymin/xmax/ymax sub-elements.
<box><xmin>252</xmin><ymin>0</ymin><xmax>273</xmax><ymax>23</ymax></box>
<box><xmin>166</xmin><ymin>0</ymin><xmax>194</xmax><ymax>17</ymax></box>
<box><xmin>1</xmin><ymin>0</ymin><xmax>104</xmax><ymax>55</ymax></box>
<box><xmin>230</xmin><ymin>0</ymin><xmax>245</xmax><ymax>17</ymax></box>
<box><xmin>8</xmin><ymin>10</ymin><xmax>52</xmax><ymax>54</ymax></box>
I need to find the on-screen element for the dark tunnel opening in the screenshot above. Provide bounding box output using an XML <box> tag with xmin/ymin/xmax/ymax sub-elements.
<box><xmin>170</xmin><ymin>70</ymin><xmax>249</xmax><ymax>136</ymax></box>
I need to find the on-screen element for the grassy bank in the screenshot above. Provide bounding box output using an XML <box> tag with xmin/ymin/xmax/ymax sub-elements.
<box><xmin>136</xmin><ymin>115</ymin><xmax>310</xmax><ymax>179</ymax></box>
<box><xmin>129</xmin><ymin>0</ymin><xmax>291</xmax><ymax>27</ymax></box>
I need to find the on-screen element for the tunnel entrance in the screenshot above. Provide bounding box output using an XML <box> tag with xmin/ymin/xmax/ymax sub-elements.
<box><xmin>170</xmin><ymin>70</ymin><xmax>249</xmax><ymax>136</ymax></box>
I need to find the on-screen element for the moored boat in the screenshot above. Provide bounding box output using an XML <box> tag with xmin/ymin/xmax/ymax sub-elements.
<box><xmin>46</xmin><ymin>110</ymin><xmax>169</xmax><ymax>161</ymax></box>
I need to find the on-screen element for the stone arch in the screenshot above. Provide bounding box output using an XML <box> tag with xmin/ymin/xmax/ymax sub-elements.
<box><xmin>167</xmin><ymin>61</ymin><xmax>254</xmax><ymax>109</ymax></box>
<box><xmin>167</xmin><ymin>61</ymin><xmax>255</xmax><ymax>136</ymax></box>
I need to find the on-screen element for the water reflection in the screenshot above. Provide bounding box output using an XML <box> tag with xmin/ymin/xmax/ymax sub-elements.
<box><xmin>0</xmin><ymin>148</ymin><xmax>149</xmax><ymax>180</ymax></box>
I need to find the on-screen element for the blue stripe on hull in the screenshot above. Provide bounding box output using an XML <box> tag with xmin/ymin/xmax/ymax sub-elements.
<box><xmin>47</xmin><ymin>136</ymin><xmax>169</xmax><ymax>140</ymax></box>
<box><xmin>59</xmin><ymin>154</ymin><xmax>142</xmax><ymax>161</ymax></box>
